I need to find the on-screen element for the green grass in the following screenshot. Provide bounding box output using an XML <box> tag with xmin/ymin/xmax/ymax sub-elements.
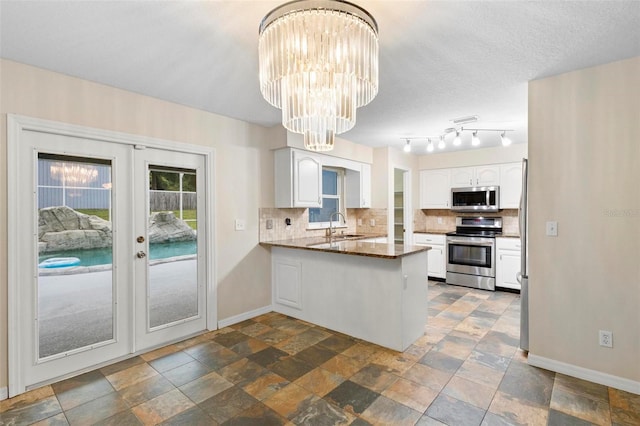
<box><xmin>76</xmin><ymin>209</ymin><xmax>110</xmax><ymax>221</ymax></box>
<box><xmin>76</xmin><ymin>208</ymin><xmax>197</xmax><ymax>230</ymax></box>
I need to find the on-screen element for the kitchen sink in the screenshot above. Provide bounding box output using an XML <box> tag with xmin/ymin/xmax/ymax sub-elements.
<box><xmin>333</xmin><ymin>234</ymin><xmax>365</xmax><ymax>239</ymax></box>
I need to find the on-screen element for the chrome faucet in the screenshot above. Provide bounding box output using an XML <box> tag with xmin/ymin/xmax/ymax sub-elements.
<box><xmin>329</xmin><ymin>211</ymin><xmax>346</xmax><ymax>240</ymax></box>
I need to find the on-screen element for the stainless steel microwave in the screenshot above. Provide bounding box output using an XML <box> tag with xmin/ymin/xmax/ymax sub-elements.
<box><xmin>451</xmin><ymin>186</ymin><xmax>500</xmax><ymax>212</ymax></box>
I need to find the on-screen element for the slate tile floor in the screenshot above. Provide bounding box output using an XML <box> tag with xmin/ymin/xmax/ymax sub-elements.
<box><xmin>2</xmin><ymin>281</ymin><xmax>639</xmax><ymax>425</ymax></box>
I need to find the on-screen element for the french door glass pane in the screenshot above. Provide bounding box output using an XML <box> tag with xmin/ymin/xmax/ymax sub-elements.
<box><xmin>37</xmin><ymin>155</ymin><xmax>113</xmax><ymax>358</ymax></box>
<box><xmin>148</xmin><ymin>168</ymin><xmax>198</xmax><ymax>328</ymax></box>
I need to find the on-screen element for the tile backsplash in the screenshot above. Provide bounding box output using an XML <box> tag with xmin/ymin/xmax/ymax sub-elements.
<box><xmin>259</xmin><ymin>207</ymin><xmax>519</xmax><ymax>242</ymax></box>
<box><xmin>415</xmin><ymin>209</ymin><xmax>520</xmax><ymax>236</ymax></box>
<box><xmin>259</xmin><ymin>208</ymin><xmax>388</xmax><ymax>242</ymax></box>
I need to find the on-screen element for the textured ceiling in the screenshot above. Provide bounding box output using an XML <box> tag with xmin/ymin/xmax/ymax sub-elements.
<box><xmin>1</xmin><ymin>1</ymin><xmax>639</xmax><ymax>153</ymax></box>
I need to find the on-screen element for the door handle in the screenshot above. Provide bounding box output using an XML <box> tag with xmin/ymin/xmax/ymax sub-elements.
<box><xmin>136</xmin><ymin>251</ymin><xmax>147</xmax><ymax>259</ymax></box>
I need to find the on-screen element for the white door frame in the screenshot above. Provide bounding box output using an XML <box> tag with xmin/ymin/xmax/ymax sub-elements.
<box><xmin>7</xmin><ymin>115</ymin><xmax>217</xmax><ymax>396</ymax></box>
<box><xmin>388</xmin><ymin>166</ymin><xmax>413</xmax><ymax>243</ymax></box>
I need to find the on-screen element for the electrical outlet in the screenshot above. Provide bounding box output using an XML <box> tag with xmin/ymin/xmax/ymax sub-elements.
<box><xmin>599</xmin><ymin>330</ymin><xmax>613</xmax><ymax>348</ymax></box>
<box><xmin>437</xmin><ymin>217</ymin><xmax>443</xmax><ymax>224</ymax></box>
<box><xmin>546</xmin><ymin>221</ymin><xmax>558</xmax><ymax>236</ymax></box>
<box><xmin>266</xmin><ymin>219</ymin><xmax>273</xmax><ymax>230</ymax></box>
<box><xmin>234</xmin><ymin>219</ymin><xmax>245</xmax><ymax>231</ymax></box>
<box><xmin>370</xmin><ymin>219</ymin><xmax>375</xmax><ymax>227</ymax></box>
<box><xmin>357</xmin><ymin>218</ymin><xmax>363</xmax><ymax>226</ymax></box>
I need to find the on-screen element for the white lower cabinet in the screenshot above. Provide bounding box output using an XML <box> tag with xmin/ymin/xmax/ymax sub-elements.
<box><xmin>413</xmin><ymin>233</ymin><xmax>446</xmax><ymax>279</ymax></box>
<box><xmin>496</xmin><ymin>237</ymin><xmax>522</xmax><ymax>290</ymax></box>
<box><xmin>273</xmin><ymin>258</ymin><xmax>302</xmax><ymax>309</ymax></box>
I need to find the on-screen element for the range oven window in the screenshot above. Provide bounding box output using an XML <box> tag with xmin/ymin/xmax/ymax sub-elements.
<box><xmin>448</xmin><ymin>243</ymin><xmax>492</xmax><ymax>268</ymax></box>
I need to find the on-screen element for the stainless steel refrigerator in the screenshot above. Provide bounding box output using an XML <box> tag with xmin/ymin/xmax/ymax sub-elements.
<box><xmin>518</xmin><ymin>158</ymin><xmax>529</xmax><ymax>351</ymax></box>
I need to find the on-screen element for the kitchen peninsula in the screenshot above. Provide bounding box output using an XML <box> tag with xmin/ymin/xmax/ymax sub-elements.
<box><xmin>261</xmin><ymin>238</ymin><xmax>430</xmax><ymax>351</ymax></box>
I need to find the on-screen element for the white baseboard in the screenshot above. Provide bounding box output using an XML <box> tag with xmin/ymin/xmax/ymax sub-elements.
<box><xmin>1</xmin><ymin>386</ymin><xmax>7</xmax><ymax>401</ymax></box>
<box><xmin>528</xmin><ymin>353</ymin><xmax>640</xmax><ymax>395</ymax></box>
<box><xmin>218</xmin><ymin>305</ymin><xmax>273</xmax><ymax>329</ymax></box>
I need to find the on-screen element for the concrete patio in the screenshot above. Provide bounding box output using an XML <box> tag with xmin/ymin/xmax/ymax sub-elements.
<box><xmin>38</xmin><ymin>259</ymin><xmax>198</xmax><ymax>358</ymax></box>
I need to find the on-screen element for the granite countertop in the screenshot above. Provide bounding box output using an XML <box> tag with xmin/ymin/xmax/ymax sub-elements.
<box><xmin>498</xmin><ymin>233</ymin><xmax>521</xmax><ymax>238</ymax></box>
<box><xmin>260</xmin><ymin>236</ymin><xmax>430</xmax><ymax>259</ymax></box>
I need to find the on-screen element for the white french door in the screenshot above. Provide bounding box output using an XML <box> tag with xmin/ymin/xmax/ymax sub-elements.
<box><xmin>133</xmin><ymin>148</ymin><xmax>207</xmax><ymax>351</ymax></box>
<box><xmin>8</xmin><ymin>116</ymin><xmax>213</xmax><ymax>396</ymax></box>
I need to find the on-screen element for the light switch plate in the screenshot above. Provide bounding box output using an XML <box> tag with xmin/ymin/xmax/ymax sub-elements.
<box><xmin>235</xmin><ymin>219</ymin><xmax>246</xmax><ymax>231</ymax></box>
<box><xmin>370</xmin><ymin>219</ymin><xmax>376</xmax><ymax>227</ymax></box>
<box><xmin>357</xmin><ymin>218</ymin><xmax>363</xmax><ymax>226</ymax></box>
<box><xmin>546</xmin><ymin>221</ymin><xmax>558</xmax><ymax>236</ymax></box>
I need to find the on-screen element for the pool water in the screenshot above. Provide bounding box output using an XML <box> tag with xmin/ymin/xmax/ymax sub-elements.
<box><xmin>39</xmin><ymin>240</ymin><xmax>197</xmax><ymax>267</ymax></box>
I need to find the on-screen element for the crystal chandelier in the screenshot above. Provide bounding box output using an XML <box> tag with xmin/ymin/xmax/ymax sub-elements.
<box><xmin>259</xmin><ymin>0</ymin><xmax>379</xmax><ymax>151</ymax></box>
<box><xmin>50</xmin><ymin>162</ymin><xmax>98</xmax><ymax>186</ymax></box>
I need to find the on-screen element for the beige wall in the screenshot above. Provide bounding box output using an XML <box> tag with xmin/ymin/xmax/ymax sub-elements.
<box><xmin>418</xmin><ymin>143</ymin><xmax>528</xmax><ymax>170</ymax></box>
<box><xmin>0</xmin><ymin>59</ymin><xmax>284</xmax><ymax>389</ymax></box>
<box><xmin>528</xmin><ymin>57</ymin><xmax>640</xmax><ymax>382</ymax></box>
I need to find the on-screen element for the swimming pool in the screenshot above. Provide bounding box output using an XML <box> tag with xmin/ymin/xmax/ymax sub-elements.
<box><xmin>39</xmin><ymin>240</ymin><xmax>197</xmax><ymax>267</ymax></box>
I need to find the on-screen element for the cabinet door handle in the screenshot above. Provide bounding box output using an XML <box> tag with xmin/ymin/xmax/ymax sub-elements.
<box><xmin>500</xmin><ymin>254</ymin><xmax>503</xmax><ymax>260</ymax></box>
<box><xmin>476</xmin><ymin>178</ymin><xmax>479</xmax><ymax>185</ymax></box>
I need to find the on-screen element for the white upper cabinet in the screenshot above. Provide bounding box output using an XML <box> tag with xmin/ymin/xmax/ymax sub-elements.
<box><xmin>276</xmin><ymin>148</ymin><xmax>370</xmax><ymax>209</ymax></box>
<box><xmin>450</xmin><ymin>167</ymin><xmax>475</xmax><ymax>188</ymax></box>
<box><xmin>361</xmin><ymin>163</ymin><xmax>372</xmax><ymax>208</ymax></box>
<box><xmin>420</xmin><ymin>169</ymin><xmax>450</xmax><ymax>209</ymax></box>
<box><xmin>475</xmin><ymin>165</ymin><xmax>500</xmax><ymax>186</ymax></box>
<box><xmin>450</xmin><ymin>165</ymin><xmax>500</xmax><ymax>188</ymax></box>
<box><xmin>499</xmin><ymin>162</ymin><xmax>523</xmax><ymax>209</ymax></box>
<box><xmin>275</xmin><ymin>149</ymin><xmax>322</xmax><ymax>208</ymax></box>
<box><xmin>345</xmin><ymin>163</ymin><xmax>371</xmax><ymax>208</ymax></box>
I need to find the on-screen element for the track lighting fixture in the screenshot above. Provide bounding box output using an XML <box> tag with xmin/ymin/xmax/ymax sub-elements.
<box><xmin>471</xmin><ymin>131</ymin><xmax>481</xmax><ymax>146</ymax></box>
<box><xmin>500</xmin><ymin>131</ymin><xmax>512</xmax><ymax>146</ymax></box>
<box><xmin>453</xmin><ymin>130</ymin><xmax>462</xmax><ymax>146</ymax></box>
<box><xmin>400</xmin><ymin>127</ymin><xmax>513</xmax><ymax>153</ymax></box>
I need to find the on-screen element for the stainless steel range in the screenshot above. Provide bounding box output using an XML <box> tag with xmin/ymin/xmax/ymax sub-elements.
<box><xmin>446</xmin><ymin>216</ymin><xmax>502</xmax><ymax>291</ymax></box>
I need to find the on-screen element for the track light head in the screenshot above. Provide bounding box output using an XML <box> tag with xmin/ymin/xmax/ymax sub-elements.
<box><xmin>438</xmin><ymin>136</ymin><xmax>445</xmax><ymax>149</ymax></box>
<box><xmin>403</xmin><ymin>139</ymin><xmax>411</xmax><ymax>153</ymax></box>
<box><xmin>471</xmin><ymin>131</ymin><xmax>481</xmax><ymax>146</ymax></box>
<box><xmin>500</xmin><ymin>131</ymin><xmax>512</xmax><ymax>146</ymax></box>
<box><xmin>453</xmin><ymin>130</ymin><xmax>462</xmax><ymax>146</ymax></box>
<box><xmin>426</xmin><ymin>138</ymin><xmax>434</xmax><ymax>152</ymax></box>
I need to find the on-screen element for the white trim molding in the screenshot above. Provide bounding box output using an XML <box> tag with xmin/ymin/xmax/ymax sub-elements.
<box><xmin>528</xmin><ymin>353</ymin><xmax>640</xmax><ymax>395</ymax></box>
<box><xmin>218</xmin><ymin>305</ymin><xmax>273</xmax><ymax>329</ymax></box>
<box><xmin>0</xmin><ymin>387</ymin><xmax>8</xmax><ymax>401</ymax></box>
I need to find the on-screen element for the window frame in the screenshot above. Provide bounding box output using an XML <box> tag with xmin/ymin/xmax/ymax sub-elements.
<box><xmin>308</xmin><ymin>167</ymin><xmax>347</xmax><ymax>229</ymax></box>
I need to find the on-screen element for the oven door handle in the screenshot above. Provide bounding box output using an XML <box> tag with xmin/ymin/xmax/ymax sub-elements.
<box><xmin>447</xmin><ymin>239</ymin><xmax>494</xmax><ymax>246</ymax></box>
